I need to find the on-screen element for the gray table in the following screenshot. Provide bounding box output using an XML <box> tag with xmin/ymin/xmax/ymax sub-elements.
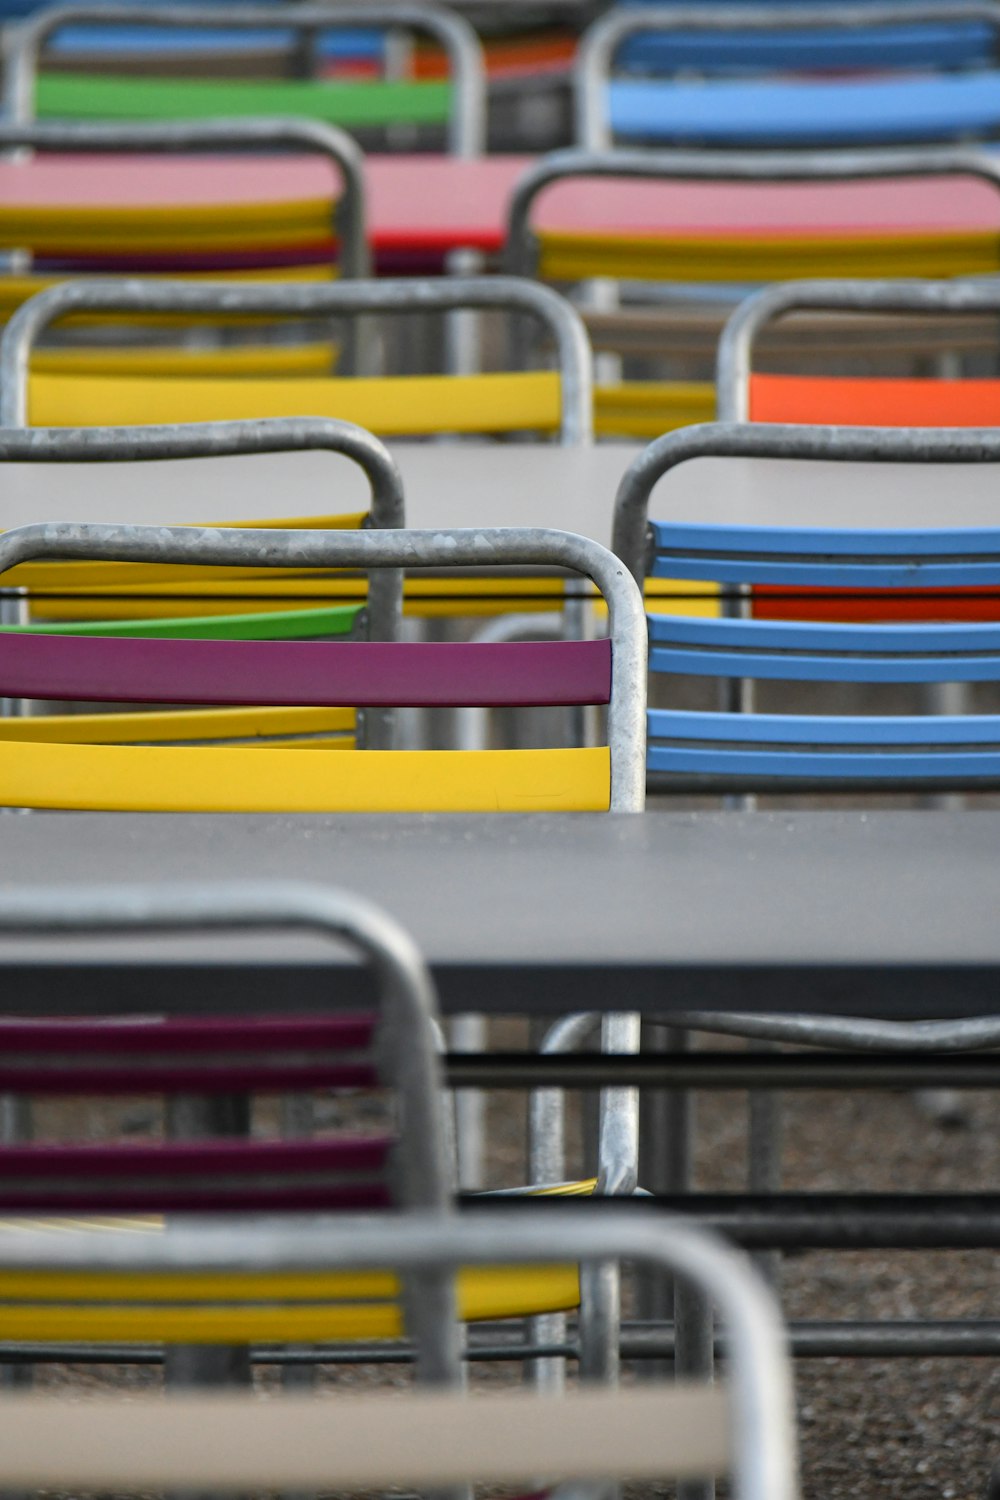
<box><xmin>0</xmin><ymin>444</ymin><xmax>641</xmax><ymax>546</ymax></box>
<box><xmin>0</xmin><ymin>809</ymin><xmax>997</xmax><ymax>1020</ymax></box>
<box><xmin>645</xmin><ymin>454</ymin><xmax>1000</xmax><ymax>529</ymax></box>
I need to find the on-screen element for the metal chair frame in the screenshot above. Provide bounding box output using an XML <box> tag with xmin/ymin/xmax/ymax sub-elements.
<box><xmin>0</xmin><ymin>1200</ymin><xmax>799</xmax><ymax>1500</ymax></box>
<box><xmin>576</xmin><ymin>2</ymin><xmax>1000</xmax><ymax>149</ymax></box>
<box><xmin>0</xmin><ymin>878</ymin><xmax>459</xmax><ymax>1398</ymax></box>
<box><xmin>2</xmin><ymin>1</ymin><xmax>487</xmax><ymax>157</ymax></box>
<box><xmin>0</xmin><ymin>272</ymin><xmax>595</xmax><ymax>444</ymax></box>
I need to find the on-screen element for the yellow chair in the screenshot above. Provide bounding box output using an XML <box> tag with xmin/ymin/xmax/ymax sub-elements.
<box><xmin>2</xmin><ymin>275</ymin><xmax>593</xmax><ymax>623</ymax></box>
<box><xmin>6</xmin><ymin>273</ymin><xmax>591</xmax><ymax>442</ymax></box>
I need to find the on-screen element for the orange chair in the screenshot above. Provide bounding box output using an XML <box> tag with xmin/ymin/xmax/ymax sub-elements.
<box><xmin>718</xmin><ymin>276</ymin><xmax>1000</xmax><ymax>427</ymax></box>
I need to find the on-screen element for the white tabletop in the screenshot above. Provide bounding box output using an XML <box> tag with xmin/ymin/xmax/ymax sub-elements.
<box><xmin>0</xmin><ymin>443</ymin><xmax>641</xmax><ymax>546</ymax></box>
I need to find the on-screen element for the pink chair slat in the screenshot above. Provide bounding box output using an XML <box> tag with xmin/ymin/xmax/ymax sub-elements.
<box><xmin>0</xmin><ymin>636</ymin><xmax>613</xmax><ymax>709</ymax></box>
<box><xmin>0</xmin><ymin>1014</ymin><xmax>377</xmax><ymax>1053</ymax></box>
<box><xmin>0</xmin><ymin>1183</ymin><xmax>392</xmax><ymax>1213</ymax></box>
<box><xmin>0</xmin><ymin>1063</ymin><xmax>380</xmax><ymax>1094</ymax></box>
<box><xmin>0</xmin><ymin>1137</ymin><xmax>391</xmax><ymax>1176</ymax></box>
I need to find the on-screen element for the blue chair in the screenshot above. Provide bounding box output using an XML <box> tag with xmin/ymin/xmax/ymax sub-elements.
<box><xmin>616</xmin><ymin>432</ymin><xmax>1000</xmax><ymax>793</ymax></box>
<box><xmin>612</xmin><ymin>418</ymin><xmax>1000</xmax><ymax>1395</ymax></box>
<box><xmin>578</xmin><ymin>3</ymin><xmax>1000</xmax><ymax>148</ymax></box>
<box><xmin>614</xmin><ymin>0</ymin><xmax>998</xmax><ymax>74</ymax></box>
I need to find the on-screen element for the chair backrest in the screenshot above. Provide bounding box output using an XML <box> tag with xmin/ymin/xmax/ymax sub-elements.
<box><xmin>3</xmin><ymin>1</ymin><xmax>486</xmax><ymax>157</ymax></box>
<box><xmin>613</xmin><ymin>420</ymin><xmax>1000</xmax><ymax>792</ymax></box>
<box><xmin>0</xmin><ymin>522</ymin><xmax>647</xmax><ymax>811</ymax></box>
<box><xmin>0</xmin><ymin>274</ymin><xmax>594</xmax><ymax>444</ymax></box>
<box><xmin>0</xmin><ymin>879</ymin><xmax>459</xmax><ymax>1380</ymax></box>
<box><xmin>609</xmin><ymin>0</ymin><xmax>998</xmax><ymax>74</ymax></box>
<box><xmin>0</xmin><ymin>416</ymin><xmax>405</xmax><ymax>643</ymax></box>
<box><xmin>717</xmin><ymin>276</ymin><xmax>1000</xmax><ymax>424</ymax></box>
<box><xmin>576</xmin><ymin>1</ymin><xmax>1000</xmax><ymax>149</ymax></box>
<box><xmin>0</xmin><ymin>1198</ymin><xmax>797</xmax><ymax>1500</ymax></box>
<box><xmin>506</xmin><ymin>144</ymin><xmax>1000</xmax><ymax>286</ymax></box>
<box><xmin>0</xmin><ymin>116</ymin><xmax>368</xmax><ymax>306</ymax></box>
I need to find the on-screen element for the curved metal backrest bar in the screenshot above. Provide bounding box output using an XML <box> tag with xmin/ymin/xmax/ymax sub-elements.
<box><xmin>611</xmin><ymin>420</ymin><xmax>1000</xmax><ymax>585</ymax></box>
<box><xmin>717</xmin><ymin>276</ymin><xmax>1000</xmax><ymax>421</ymax></box>
<box><xmin>0</xmin><ymin>877</ymin><xmax>457</xmax><ymax>1383</ymax></box>
<box><xmin>576</xmin><ymin>3</ymin><xmax>1000</xmax><ymax>146</ymax></box>
<box><xmin>0</xmin><ymin>274</ymin><xmax>594</xmax><ymax>445</ymax></box>
<box><xmin>0</xmin><ymin>1208</ymin><xmax>798</xmax><ymax>1500</ymax></box>
<box><xmin>0</xmin><ymin>117</ymin><xmax>368</xmax><ymax>282</ymax></box>
<box><xmin>2</xmin><ymin>2</ymin><xmax>486</xmax><ymax>156</ymax></box>
<box><xmin>505</xmin><ymin>144</ymin><xmax>1000</xmax><ymax>279</ymax></box>
<box><xmin>0</xmin><ymin>416</ymin><xmax>405</xmax><ymax>646</ymax></box>
<box><xmin>0</xmin><ymin>523</ymin><xmax>646</xmax><ymax>810</ymax></box>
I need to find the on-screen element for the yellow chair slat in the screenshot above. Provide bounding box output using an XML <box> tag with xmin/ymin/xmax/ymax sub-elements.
<box><xmin>28</xmin><ymin>370</ymin><xmax>565</xmax><ymax>436</ymax></box>
<box><xmin>1</xmin><ymin>196</ymin><xmax>335</xmax><ymax>254</ymax></box>
<box><xmin>23</xmin><ymin>576</ymin><xmax>571</xmax><ymax>624</ymax></box>
<box><xmin>594</xmin><ymin>380</ymin><xmax>715</xmax><ymax>438</ymax></box>
<box><xmin>0</xmin><ymin>1263</ymin><xmax>580</xmax><ymax>1343</ymax></box>
<box><xmin>0</xmin><ymin>706</ymin><xmax>355</xmax><ymax>745</ymax></box>
<box><xmin>539</xmin><ymin>227</ymin><xmax>1000</xmax><ymax>283</ymax></box>
<box><xmin>32</xmin><ymin>342</ymin><xmax>336</xmax><ymax>378</ymax></box>
<box><xmin>0</xmin><ymin>742</ymin><xmax>612</xmax><ymax>812</ymax></box>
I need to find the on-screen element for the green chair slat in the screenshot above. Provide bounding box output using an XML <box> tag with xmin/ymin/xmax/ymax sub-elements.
<box><xmin>0</xmin><ymin>603</ymin><xmax>362</xmax><ymax>641</ymax></box>
<box><xmin>37</xmin><ymin>72</ymin><xmax>453</xmax><ymax>127</ymax></box>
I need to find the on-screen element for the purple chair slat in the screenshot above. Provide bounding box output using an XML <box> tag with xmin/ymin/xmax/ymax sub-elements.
<box><xmin>0</xmin><ymin>1063</ymin><xmax>380</xmax><ymax>1094</ymax></box>
<box><xmin>0</xmin><ymin>636</ymin><xmax>613</xmax><ymax>709</ymax></box>
<box><xmin>0</xmin><ymin>1184</ymin><xmax>393</xmax><ymax>1212</ymax></box>
<box><xmin>0</xmin><ymin>1014</ymin><xmax>377</xmax><ymax>1053</ymax></box>
<box><xmin>0</xmin><ymin>1137</ymin><xmax>392</xmax><ymax>1176</ymax></box>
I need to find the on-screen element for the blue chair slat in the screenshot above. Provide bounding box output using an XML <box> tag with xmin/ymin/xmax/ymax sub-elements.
<box><xmin>650</xmin><ymin>646</ymin><xmax>1000</xmax><ymax>683</ymax></box>
<box><xmin>650</xmin><ymin>520</ymin><xmax>1000</xmax><ymax>586</ymax></box>
<box><xmin>649</xmin><ymin>614</ymin><xmax>1000</xmax><ymax>653</ymax></box>
<box><xmin>646</xmin><ymin>742</ymin><xmax>1000</xmax><ymax>779</ymax></box>
<box><xmin>650</xmin><ymin>521</ymin><xmax>1000</xmax><ymax>557</ymax></box>
<box><xmin>608</xmin><ymin>71</ymin><xmax>1000</xmax><ymax>147</ymax></box>
<box><xmin>45</xmin><ymin>24</ymin><xmax>383</xmax><ymax>57</ymax></box>
<box><xmin>648</xmin><ymin>708</ymin><xmax>1000</xmax><ymax>746</ymax></box>
<box><xmin>616</xmin><ymin>24</ymin><xmax>996</xmax><ymax>73</ymax></box>
<box><xmin>646</xmin><ymin>518</ymin><xmax>1000</xmax><ymax>788</ymax></box>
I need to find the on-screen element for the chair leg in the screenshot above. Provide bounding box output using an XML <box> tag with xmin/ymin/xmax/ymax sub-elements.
<box><xmin>983</xmin><ymin>1459</ymin><xmax>1000</xmax><ymax>1500</ymax></box>
<box><xmin>638</xmin><ymin>1025</ymin><xmax>694</xmax><ymax>1381</ymax></box>
<box><xmin>165</xmin><ymin>1094</ymin><xmax>254</xmax><ymax>1393</ymax></box>
<box><xmin>748</xmin><ymin>1041</ymin><xmax>783</xmax><ymax>1290</ymax></box>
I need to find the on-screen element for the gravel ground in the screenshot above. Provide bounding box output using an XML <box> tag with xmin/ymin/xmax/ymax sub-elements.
<box><xmin>478</xmin><ymin>1043</ymin><xmax>1000</xmax><ymax>1500</ymax></box>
